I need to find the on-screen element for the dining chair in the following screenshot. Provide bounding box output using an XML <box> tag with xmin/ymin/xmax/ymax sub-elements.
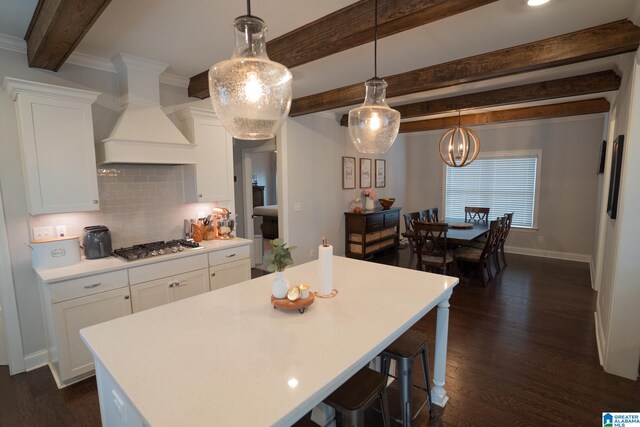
<box><xmin>496</xmin><ymin>212</ymin><xmax>514</xmax><ymax>271</ymax></box>
<box><xmin>424</xmin><ymin>207</ymin><xmax>439</xmax><ymax>223</ymax></box>
<box><xmin>412</xmin><ymin>221</ymin><xmax>455</xmax><ymax>275</ymax></box>
<box><xmin>380</xmin><ymin>329</ymin><xmax>433</xmax><ymax>427</ymax></box>
<box><xmin>402</xmin><ymin>212</ymin><xmax>422</xmax><ymax>268</ymax></box>
<box><xmin>464</xmin><ymin>206</ymin><xmax>490</xmax><ymax>223</ymax></box>
<box><xmin>455</xmin><ymin>219</ymin><xmax>501</xmax><ymax>286</ymax></box>
<box><xmin>323</xmin><ymin>367</ymin><xmax>391</xmax><ymax>427</ymax></box>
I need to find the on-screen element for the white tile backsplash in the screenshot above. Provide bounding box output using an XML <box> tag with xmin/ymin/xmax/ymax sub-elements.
<box><xmin>29</xmin><ymin>164</ymin><xmax>230</xmax><ymax>248</ymax></box>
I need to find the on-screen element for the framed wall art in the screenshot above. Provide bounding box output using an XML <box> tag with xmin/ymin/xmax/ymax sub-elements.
<box><xmin>607</xmin><ymin>135</ymin><xmax>624</xmax><ymax>220</ymax></box>
<box><xmin>375</xmin><ymin>159</ymin><xmax>386</xmax><ymax>188</ymax></box>
<box><xmin>360</xmin><ymin>158</ymin><xmax>372</xmax><ymax>188</ymax></box>
<box><xmin>342</xmin><ymin>156</ymin><xmax>356</xmax><ymax>189</ymax></box>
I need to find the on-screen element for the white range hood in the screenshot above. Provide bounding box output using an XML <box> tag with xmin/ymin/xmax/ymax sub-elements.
<box><xmin>95</xmin><ymin>54</ymin><xmax>195</xmax><ymax>165</ymax></box>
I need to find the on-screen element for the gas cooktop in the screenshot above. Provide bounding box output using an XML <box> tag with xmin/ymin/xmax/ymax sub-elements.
<box><xmin>112</xmin><ymin>239</ymin><xmax>202</xmax><ymax>262</ymax></box>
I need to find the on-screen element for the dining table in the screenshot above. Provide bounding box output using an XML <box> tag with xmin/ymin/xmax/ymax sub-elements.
<box><xmin>81</xmin><ymin>256</ymin><xmax>459</xmax><ymax>427</ymax></box>
<box><xmin>444</xmin><ymin>217</ymin><xmax>490</xmax><ymax>245</ymax></box>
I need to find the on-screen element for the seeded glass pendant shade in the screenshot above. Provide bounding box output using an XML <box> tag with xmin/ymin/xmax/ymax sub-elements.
<box><xmin>348</xmin><ymin>0</ymin><xmax>400</xmax><ymax>154</ymax></box>
<box><xmin>209</xmin><ymin>10</ymin><xmax>292</xmax><ymax>140</ymax></box>
<box><xmin>348</xmin><ymin>78</ymin><xmax>400</xmax><ymax>153</ymax></box>
<box><xmin>438</xmin><ymin>123</ymin><xmax>480</xmax><ymax>167</ymax></box>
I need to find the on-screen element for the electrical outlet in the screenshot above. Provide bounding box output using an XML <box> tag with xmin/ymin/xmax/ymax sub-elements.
<box><xmin>56</xmin><ymin>225</ymin><xmax>67</xmax><ymax>237</ymax></box>
<box><xmin>32</xmin><ymin>226</ymin><xmax>54</xmax><ymax>240</ymax></box>
<box><xmin>538</xmin><ymin>235</ymin><xmax>544</xmax><ymax>243</ymax></box>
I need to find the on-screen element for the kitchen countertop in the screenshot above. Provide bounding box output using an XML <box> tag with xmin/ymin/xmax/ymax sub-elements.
<box><xmin>80</xmin><ymin>256</ymin><xmax>458</xmax><ymax>427</ymax></box>
<box><xmin>35</xmin><ymin>237</ymin><xmax>253</xmax><ymax>283</ymax></box>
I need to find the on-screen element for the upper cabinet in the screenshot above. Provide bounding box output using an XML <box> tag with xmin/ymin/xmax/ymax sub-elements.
<box><xmin>3</xmin><ymin>78</ymin><xmax>101</xmax><ymax>215</ymax></box>
<box><xmin>176</xmin><ymin>107</ymin><xmax>233</xmax><ymax>203</ymax></box>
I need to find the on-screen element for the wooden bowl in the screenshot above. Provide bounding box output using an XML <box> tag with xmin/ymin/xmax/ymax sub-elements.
<box><xmin>378</xmin><ymin>198</ymin><xmax>396</xmax><ymax>209</ymax></box>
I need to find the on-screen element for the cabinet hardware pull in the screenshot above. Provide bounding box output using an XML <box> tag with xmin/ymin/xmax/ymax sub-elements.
<box><xmin>84</xmin><ymin>283</ymin><xmax>101</xmax><ymax>288</ymax></box>
<box><xmin>169</xmin><ymin>283</ymin><xmax>174</xmax><ymax>288</ymax></box>
<box><xmin>211</xmin><ymin>273</ymin><xmax>216</xmax><ymax>277</ymax></box>
<box><xmin>198</xmin><ymin>194</ymin><xmax>203</xmax><ymax>198</ymax></box>
<box><xmin>124</xmin><ymin>295</ymin><xmax>130</xmax><ymax>300</ymax></box>
<box><xmin>92</xmin><ymin>200</ymin><xmax>99</xmax><ymax>204</ymax></box>
<box><xmin>174</xmin><ymin>281</ymin><xmax>180</xmax><ymax>287</ymax></box>
<box><xmin>226</xmin><ymin>253</ymin><xmax>236</xmax><ymax>258</ymax></box>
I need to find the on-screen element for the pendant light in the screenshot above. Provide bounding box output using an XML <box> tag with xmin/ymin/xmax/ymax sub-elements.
<box><xmin>348</xmin><ymin>0</ymin><xmax>400</xmax><ymax>154</ymax></box>
<box><xmin>438</xmin><ymin>111</ymin><xmax>480</xmax><ymax>167</ymax></box>
<box><xmin>209</xmin><ymin>0</ymin><xmax>292</xmax><ymax>140</ymax></box>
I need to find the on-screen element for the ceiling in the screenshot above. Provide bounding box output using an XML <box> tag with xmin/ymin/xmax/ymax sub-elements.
<box><xmin>0</xmin><ymin>0</ymin><xmax>637</xmax><ymax>118</ymax></box>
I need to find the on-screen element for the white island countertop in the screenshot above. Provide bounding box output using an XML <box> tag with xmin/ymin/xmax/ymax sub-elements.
<box><xmin>81</xmin><ymin>256</ymin><xmax>458</xmax><ymax>427</ymax></box>
<box><xmin>35</xmin><ymin>237</ymin><xmax>252</xmax><ymax>283</ymax></box>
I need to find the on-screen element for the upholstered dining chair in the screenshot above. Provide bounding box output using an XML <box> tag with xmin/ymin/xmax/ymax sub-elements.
<box><xmin>464</xmin><ymin>206</ymin><xmax>490</xmax><ymax>223</ymax></box>
<box><xmin>455</xmin><ymin>219</ymin><xmax>501</xmax><ymax>286</ymax></box>
<box><xmin>412</xmin><ymin>221</ymin><xmax>455</xmax><ymax>275</ymax></box>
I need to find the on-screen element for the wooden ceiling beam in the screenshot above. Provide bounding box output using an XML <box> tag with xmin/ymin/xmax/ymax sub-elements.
<box><xmin>188</xmin><ymin>0</ymin><xmax>498</xmax><ymax>99</ymax></box>
<box><xmin>339</xmin><ymin>70</ymin><xmax>621</xmax><ymax>126</ymax></box>
<box><xmin>292</xmin><ymin>19</ymin><xmax>639</xmax><ymax>117</ymax></box>
<box><xmin>25</xmin><ymin>0</ymin><xmax>111</xmax><ymax>71</ymax></box>
<box><xmin>398</xmin><ymin>98</ymin><xmax>610</xmax><ymax>133</ymax></box>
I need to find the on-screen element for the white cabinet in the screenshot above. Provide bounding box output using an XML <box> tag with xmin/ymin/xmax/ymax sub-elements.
<box><xmin>176</xmin><ymin>107</ymin><xmax>234</xmax><ymax>203</ymax></box>
<box><xmin>130</xmin><ymin>268</ymin><xmax>209</xmax><ymax>313</ymax></box>
<box><xmin>40</xmin><ymin>270</ymin><xmax>130</xmax><ymax>387</ymax></box>
<box><xmin>3</xmin><ymin>78</ymin><xmax>101</xmax><ymax>215</ymax></box>
<box><xmin>208</xmin><ymin>245</ymin><xmax>251</xmax><ymax>291</ymax></box>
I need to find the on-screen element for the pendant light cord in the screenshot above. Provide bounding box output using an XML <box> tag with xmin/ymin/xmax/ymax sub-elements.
<box><xmin>246</xmin><ymin>0</ymin><xmax>252</xmax><ymax>16</ymax></box>
<box><xmin>374</xmin><ymin>0</ymin><xmax>378</xmax><ymax>78</ymax></box>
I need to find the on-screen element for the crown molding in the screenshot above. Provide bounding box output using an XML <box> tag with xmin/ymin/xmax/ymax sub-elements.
<box><xmin>0</xmin><ymin>33</ymin><xmax>26</xmax><ymax>54</ymax></box>
<box><xmin>65</xmin><ymin>51</ymin><xmax>115</xmax><ymax>73</ymax></box>
<box><xmin>159</xmin><ymin>72</ymin><xmax>189</xmax><ymax>88</ymax></box>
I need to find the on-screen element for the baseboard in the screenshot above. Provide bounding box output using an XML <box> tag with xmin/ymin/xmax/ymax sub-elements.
<box><xmin>590</xmin><ymin>259</ymin><xmax>596</xmax><ymax>290</ymax></box>
<box><xmin>594</xmin><ymin>311</ymin><xmax>605</xmax><ymax>366</ymax></box>
<box><xmin>24</xmin><ymin>349</ymin><xmax>48</xmax><ymax>372</ymax></box>
<box><xmin>504</xmin><ymin>245</ymin><xmax>592</xmax><ymax>263</ymax></box>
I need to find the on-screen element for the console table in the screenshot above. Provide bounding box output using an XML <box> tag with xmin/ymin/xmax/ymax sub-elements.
<box><xmin>345</xmin><ymin>207</ymin><xmax>401</xmax><ymax>259</ymax></box>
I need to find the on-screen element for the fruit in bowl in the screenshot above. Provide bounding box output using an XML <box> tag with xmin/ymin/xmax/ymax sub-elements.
<box><xmin>378</xmin><ymin>198</ymin><xmax>395</xmax><ymax>209</ymax></box>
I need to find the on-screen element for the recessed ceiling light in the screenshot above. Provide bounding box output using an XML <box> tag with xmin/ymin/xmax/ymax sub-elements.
<box><xmin>528</xmin><ymin>0</ymin><xmax>550</xmax><ymax>6</ymax></box>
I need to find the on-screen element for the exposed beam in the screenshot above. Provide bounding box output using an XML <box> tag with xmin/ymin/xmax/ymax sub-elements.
<box><xmin>25</xmin><ymin>0</ymin><xmax>111</xmax><ymax>71</ymax></box>
<box><xmin>339</xmin><ymin>70</ymin><xmax>621</xmax><ymax>126</ymax></box>
<box><xmin>293</xmin><ymin>19</ymin><xmax>640</xmax><ymax>117</ymax></box>
<box><xmin>188</xmin><ymin>0</ymin><xmax>498</xmax><ymax>99</ymax></box>
<box><xmin>398</xmin><ymin>98</ymin><xmax>610</xmax><ymax>133</ymax></box>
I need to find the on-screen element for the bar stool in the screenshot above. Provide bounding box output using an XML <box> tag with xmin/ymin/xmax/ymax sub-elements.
<box><xmin>380</xmin><ymin>329</ymin><xmax>432</xmax><ymax>426</ymax></box>
<box><xmin>324</xmin><ymin>367</ymin><xmax>391</xmax><ymax>427</ymax></box>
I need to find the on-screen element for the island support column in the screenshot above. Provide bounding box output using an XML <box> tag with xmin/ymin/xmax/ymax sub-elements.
<box><xmin>431</xmin><ymin>289</ymin><xmax>453</xmax><ymax>407</ymax></box>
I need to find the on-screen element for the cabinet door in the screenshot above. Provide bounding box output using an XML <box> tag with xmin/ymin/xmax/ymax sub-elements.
<box><xmin>8</xmin><ymin>84</ymin><xmax>100</xmax><ymax>214</ymax></box>
<box><xmin>210</xmin><ymin>258</ymin><xmax>251</xmax><ymax>291</ymax></box>
<box><xmin>195</xmin><ymin>119</ymin><xmax>233</xmax><ymax>202</ymax></box>
<box><xmin>173</xmin><ymin>268</ymin><xmax>210</xmax><ymax>302</ymax></box>
<box><xmin>130</xmin><ymin>277</ymin><xmax>173</xmax><ymax>313</ymax></box>
<box><xmin>52</xmin><ymin>287</ymin><xmax>131</xmax><ymax>383</ymax></box>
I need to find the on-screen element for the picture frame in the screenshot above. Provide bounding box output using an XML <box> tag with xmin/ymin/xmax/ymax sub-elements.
<box><xmin>360</xmin><ymin>158</ymin><xmax>372</xmax><ymax>188</ymax></box>
<box><xmin>597</xmin><ymin>140</ymin><xmax>606</xmax><ymax>175</ymax></box>
<box><xmin>342</xmin><ymin>156</ymin><xmax>356</xmax><ymax>189</ymax></box>
<box><xmin>606</xmin><ymin>135</ymin><xmax>624</xmax><ymax>219</ymax></box>
<box><xmin>375</xmin><ymin>159</ymin><xmax>386</xmax><ymax>188</ymax></box>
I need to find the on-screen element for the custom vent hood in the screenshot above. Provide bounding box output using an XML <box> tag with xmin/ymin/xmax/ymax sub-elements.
<box><xmin>95</xmin><ymin>54</ymin><xmax>195</xmax><ymax>165</ymax></box>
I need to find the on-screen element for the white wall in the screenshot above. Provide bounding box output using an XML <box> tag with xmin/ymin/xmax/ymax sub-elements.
<box><xmin>283</xmin><ymin>113</ymin><xmax>407</xmax><ymax>264</ymax></box>
<box><xmin>595</xmin><ymin>50</ymin><xmax>640</xmax><ymax>380</ymax></box>
<box><xmin>0</xmin><ymin>49</ymin><xmax>196</xmax><ymax>366</ymax></box>
<box><xmin>402</xmin><ymin>117</ymin><xmax>604</xmax><ymax>259</ymax></box>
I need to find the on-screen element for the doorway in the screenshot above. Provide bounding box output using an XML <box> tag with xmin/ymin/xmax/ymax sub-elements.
<box><xmin>0</xmin><ymin>184</ymin><xmax>25</xmax><ymax>374</ymax></box>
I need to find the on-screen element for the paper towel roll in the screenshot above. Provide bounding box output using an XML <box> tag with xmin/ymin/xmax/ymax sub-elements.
<box><xmin>318</xmin><ymin>244</ymin><xmax>333</xmax><ymax>295</ymax></box>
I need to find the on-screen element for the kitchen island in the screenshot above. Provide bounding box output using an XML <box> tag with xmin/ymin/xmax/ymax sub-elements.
<box><xmin>81</xmin><ymin>256</ymin><xmax>458</xmax><ymax>427</ymax></box>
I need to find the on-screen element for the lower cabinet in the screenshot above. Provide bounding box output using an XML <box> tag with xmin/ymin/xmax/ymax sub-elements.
<box><xmin>210</xmin><ymin>258</ymin><xmax>251</xmax><ymax>291</ymax></box>
<box><xmin>130</xmin><ymin>268</ymin><xmax>209</xmax><ymax>313</ymax></box>
<box><xmin>40</xmin><ymin>270</ymin><xmax>131</xmax><ymax>387</ymax></box>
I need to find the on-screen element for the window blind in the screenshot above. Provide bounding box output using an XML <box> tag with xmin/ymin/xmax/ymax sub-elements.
<box><xmin>445</xmin><ymin>156</ymin><xmax>538</xmax><ymax>228</ymax></box>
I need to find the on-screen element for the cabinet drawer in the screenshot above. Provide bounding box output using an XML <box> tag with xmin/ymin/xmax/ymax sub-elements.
<box><xmin>129</xmin><ymin>254</ymin><xmax>208</xmax><ymax>285</ymax></box>
<box><xmin>47</xmin><ymin>270</ymin><xmax>128</xmax><ymax>303</ymax></box>
<box><xmin>365</xmin><ymin>215</ymin><xmax>383</xmax><ymax>232</ymax></box>
<box><xmin>208</xmin><ymin>245</ymin><xmax>250</xmax><ymax>267</ymax></box>
<box><xmin>384</xmin><ymin>212</ymin><xmax>399</xmax><ymax>227</ymax></box>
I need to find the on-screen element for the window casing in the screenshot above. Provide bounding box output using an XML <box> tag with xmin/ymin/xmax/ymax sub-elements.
<box><xmin>444</xmin><ymin>151</ymin><xmax>541</xmax><ymax>228</ymax></box>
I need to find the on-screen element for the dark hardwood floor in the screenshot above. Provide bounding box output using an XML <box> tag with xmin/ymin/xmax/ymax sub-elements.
<box><xmin>1</xmin><ymin>249</ymin><xmax>638</xmax><ymax>426</ymax></box>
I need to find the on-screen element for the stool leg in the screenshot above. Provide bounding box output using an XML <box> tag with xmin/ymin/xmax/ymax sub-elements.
<box><xmin>420</xmin><ymin>347</ymin><xmax>433</xmax><ymax>419</ymax></box>
<box><xmin>343</xmin><ymin>409</ymin><xmax>364</xmax><ymax>427</ymax></box>
<box><xmin>398</xmin><ymin>357</ymin><xmax>412</xmax><ymax>427</ymax></box>
<box><xmin>379</xmin><ymin>388</ymin><xmax>391</xmax><ymax>427</ymax></box>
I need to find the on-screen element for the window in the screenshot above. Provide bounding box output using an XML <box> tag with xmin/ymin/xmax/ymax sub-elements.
<box><xmin>445</xmin><ymin>151</ymin><xmax>540</xmax><ymax>228</ymax></box>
